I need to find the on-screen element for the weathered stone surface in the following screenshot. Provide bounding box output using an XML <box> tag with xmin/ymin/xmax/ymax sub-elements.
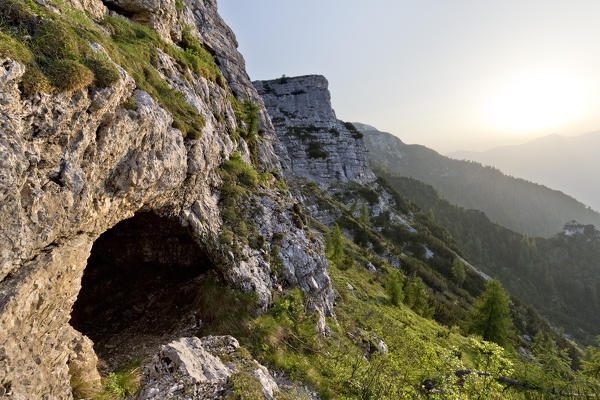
<box><xmin>138</xmin><ymin>336</ymin><xmax>279</xmax><ymax>400</ymax></box>
<box><xmin>104</xmin><ymin>0</ymin><xmax>178</xmax><ymax>40</ymax></box>
<box><xmin>0</xmin><ymin>2</ymin><xmax>333</xmax><ymax>398</ymax></box>
<box><xmin>254</xmin><ymin>75</ymin><xmax>376</xmax><ymax>187</ymax></box>
<box><xmin>67</xmin><ymin>0</ymin><xmax>106</xmax><ymax>19</ymax></box>
<box><xmin>255</xmin><ymin>75</ymin><xmax>422</xmax><ymax>272</ymax></box>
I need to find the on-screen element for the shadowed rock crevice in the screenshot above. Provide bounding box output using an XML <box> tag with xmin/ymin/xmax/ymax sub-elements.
<box><xmin>70</xmin><ymin>212</ymin><xmax>216</xmax><ymax>371</ymax></box>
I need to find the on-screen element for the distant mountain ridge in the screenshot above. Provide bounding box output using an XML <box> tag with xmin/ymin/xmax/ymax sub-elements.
<box><xmin>356</xmin><ymin>123</ymin><xmax>600</xmax><ymax>237</ymax></box>
<box><xmin>450</xmin><ymin>132</ymin><xmax>600</xmax><ymax>212</ymax></box>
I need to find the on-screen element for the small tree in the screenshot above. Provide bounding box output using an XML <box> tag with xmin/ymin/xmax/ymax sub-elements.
<box><xmin>359</xmin><ymin>202</ymin><xmax>370</xmax><ymax>225</ymax></box>
<box><xmin>326</xmin><ymin>224</ymin><xmax>345</xmax><ymax>268</ymax></box>
<box><xmin>349</xmin><ymin>200</ymin><xmax>358</xmax><ymax>216</ymax></box>
<box><xmin>583</xmin><ymin>337</ymin><xmax>600</xmax><ymax>379</ymax></box>
<box><xmin>386</xmin><ymin>270</ymin><xmax>404</xmax><ymax>306</ymax></box>
<box><xmin>531</xmin><ymin>331</ymin><xmax>573</xmax><ymax>384</ymax></box>
<box><xmin>404</xmin><ymin>274</ymin><xmax>434</xmax><ymax>317</ymax></box>
<box><xmin>469</xmin><ymin>279</ymin><xmax>513</xmax><ymax>346</ymax></box>
<box><xmin>451</xmin><ymin>257</ymin><xmax>466</xmax><ymax>286</ymax></box>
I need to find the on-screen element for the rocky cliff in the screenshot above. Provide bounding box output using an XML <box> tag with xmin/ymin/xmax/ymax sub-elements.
<box><xmin>254</xmin><ymin>75</ymin><xmax>375</xmax><ymax>188</ymax></box>
<box><xmin>0</xmin><ymin>0</ymin><xmax>333</xmax><ymax>398</ymax></box>
<box><xmin>255</xmin><ymin>76</ymin><xmax>419</xmax><ymax>231</ymax></box>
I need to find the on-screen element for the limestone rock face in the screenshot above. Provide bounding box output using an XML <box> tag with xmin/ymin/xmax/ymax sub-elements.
<box><xmin>255</xmin><ymin>75</ymin><xmax>420</xmax><ymax>273</ymax></box>
<box><xmin>0</xmin><ymin>2</ymin><xmax>333</xmax><ymax>398</ymax></box>
<box><xmin>254</xmin><ymin>75</ymin><xmax>376</xmax><ymax>188</ymax></box>
<box><xmin>65</xmin><ymin>0</ymin><xmax>106</xmax><ymax>19</ymax></box>
<box><xmin>138</xmin><ymin>336</ymin><xmax>279</xmax><ymax>400</ymax></box>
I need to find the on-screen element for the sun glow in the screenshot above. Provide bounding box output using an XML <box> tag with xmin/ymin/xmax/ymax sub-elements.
<box><xmin>484</xmin><ymin>72</ymin><xmax>588</xmax><ymax>135</ymax></box>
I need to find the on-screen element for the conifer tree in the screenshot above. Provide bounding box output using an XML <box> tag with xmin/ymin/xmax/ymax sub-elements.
<box><xmin>451</xmin><ymin>257</ymin><xmax>466</xmax><ymax>286</ymax></box>
<box><xmin>386</xmin><ymin>270</ymin><xmax>404</xmax><ymax>306</ymax></box>
<box><xmin>349</xmin><ymin>200</ymin><xmax>358</xmax><ymax>216</ymax></box>
<box><xmin>359</xmin><ymin>202</ymin><xmax>370</xmax><ymax>225</ymax></box>
<box><xmin>469</xmin><ymin>279</ymin><xmax>513</xmax><ymax>346</ymax></box>
<box><xmin>583</xmin><ymin>337</ymin><xmax>600</xmax><ymax>379</ymax></box>
<box><xmin>404</xmin><ymin>274</ymin><xmax>434</xmax><ymax>317</ymax></box>
<box><xmin>326</xmin><ymin>224</ymin><xmax>345</xmax><ymax>267</ymax></box>
<box><xmin>531</xmin><ymin>331</ymin><xmax>573</xmax><ymax>383</ymax></box>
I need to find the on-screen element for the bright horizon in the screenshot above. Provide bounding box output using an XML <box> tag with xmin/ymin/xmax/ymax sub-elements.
<box><xmin>219</xmin><ymin>0</ymin><xmax>600</xmax><ymax>153</ymax></box>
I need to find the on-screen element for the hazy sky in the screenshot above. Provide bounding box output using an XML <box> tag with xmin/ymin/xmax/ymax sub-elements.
<box><xmin>219</xmin><ymin>1</ymin><xmax>600</xmax><ymax>153</ymax></box>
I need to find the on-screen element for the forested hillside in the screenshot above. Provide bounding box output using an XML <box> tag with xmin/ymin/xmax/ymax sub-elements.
<box><xmin>358</xmin><ymin>123</ymin><xmax>600</xmax><ymax>237</ymax></box>
<box><xmin>377</xmin><ymin>171</ymin><xmax>600</xmax><ymax>343</ymax></box>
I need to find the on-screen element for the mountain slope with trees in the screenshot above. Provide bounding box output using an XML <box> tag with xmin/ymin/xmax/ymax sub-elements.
<box><xmin>357</xmin><ymin>123</ymin><xmax>600</xmax><ymax>237</ymax></box>
<box><xmin>377</xmin><ymin>172</ymin><xmax>600</xmax><ymax>343</ymax></box>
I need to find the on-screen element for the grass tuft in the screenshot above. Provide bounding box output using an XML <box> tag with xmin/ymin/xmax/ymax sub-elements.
<box><xmin>84</xmin><ymin>55</ymin><xmax>121</xmax><ymax>88</ymax></box>
<box><xmin>225</xmin><ymin>371</ymin><xmax>265</xmax><ymax>400</ymax></box>
<box><xmin>32</xmin><ymin>19</ymin><xmax>80</xmax><ymax>59</ymax></box>
<box><xmin>43</xmin><ymin>59</ymin><xmax>94</xmax><ymax>91</ymax></box>
<box><xmin>96</xmin><ymin>361</ymin><xmax>141</xmax><ymax>400</ymax></box>
<box><xmin>122</xmin><ymin>95</ymin><xmax>137</xmax><ymax>110</ymax></box>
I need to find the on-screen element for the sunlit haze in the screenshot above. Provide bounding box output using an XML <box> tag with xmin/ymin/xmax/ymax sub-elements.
<box><xmin>219</xmin><ymin>0</ymin><xmax>600</xmax><ymax>153</ymax></box>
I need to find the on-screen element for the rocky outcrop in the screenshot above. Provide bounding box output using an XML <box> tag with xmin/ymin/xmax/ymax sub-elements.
<box><xmin>254</xmin><ymin>75</ymin><xmax>417</xmax><ymax>230</ymax></box>
<box><xmin>138</xmin><ymin>336</ymin><xmax>279</xmax><ymax>400</ymax></box>
<box><xmin>254</xmin><ymin>75</ymin><xmax>375</xmax><ymax>188</ymax></box>
<box><xmin>0</xmin><ymin>1</ymin><xmax>333</xmax><ymax>398</ymax></box>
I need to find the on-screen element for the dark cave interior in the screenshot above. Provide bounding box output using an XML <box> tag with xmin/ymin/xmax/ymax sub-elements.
<box><xmin>70</xmin><ymin>212</ymin><xmax>216</xmax><ymax>370</ymax></box>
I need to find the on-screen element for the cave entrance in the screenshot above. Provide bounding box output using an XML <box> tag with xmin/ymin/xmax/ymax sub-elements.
<box><xmin>70</xmin><ymin>212</ymin><xmax>215</xmax><ymax>371</ymax></box>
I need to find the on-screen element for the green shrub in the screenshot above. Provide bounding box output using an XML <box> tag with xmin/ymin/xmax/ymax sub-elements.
<box><xmin>343</xmin><ymin>121</ymin><xmax>363</xmax><ymax>139</ymax></box>
<box><xmin>306</xmin><ymin>142</ymin><xmax>327</xmax><ymax>159</ymax></box>
<box><xmin>174</xmin><ymin>0</ymin><xmax>184</xmax><ymax>11</ymax></box>
<box><xmin>32</xmin><ymin>19</ymin><xmax>80</xmax><ymax>59</ymax></box>
<box><xmin>84</xmin><ymin>56</ymin><xmax>120</xmax><ymax>87</ymax></box>
<box><xmin>122</xmin><ymin>96</ymin><xmax>138</xmax><ymax>110</ymax></box>
<box><xmin>43</xmin><ymin>59</ymin><xmax>94</xmax><ymax>91</ymax></box>
<box><xmin>226</xmin><ymin>371</ymin><xmax>265</xmax><ymax>400</ymax></box>
<box><xmin>222</xmin><ymin>152</ymin><xmax>259</xmax><ymax>189</ymax></box>
<box><xmin>100</xmin><ymin>367</ymin><xmax>141</xmax><ymax>400</ymax></box>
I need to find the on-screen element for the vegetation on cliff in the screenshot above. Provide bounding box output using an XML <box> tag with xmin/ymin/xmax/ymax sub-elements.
<box><xmin>0</xmin><ymin>0</ymin><xmax>228</xmax><ymax>139</ymax></box>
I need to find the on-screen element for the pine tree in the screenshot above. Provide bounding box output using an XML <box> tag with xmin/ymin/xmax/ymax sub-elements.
<box><xmin>326</xmin><ymin>224</ymin><xmax>345</xmax><ymax>268</ymax></box>
<box><xmin>404</xmin><ymin>274</ymin><xmax>434</xmax><ymax>317</ymax></box>
<box><xmin>359</xmin><ymin>202</ymin><xmax>370</xmax><ymax>225</ymax></box>
<box><xmin>531</xmin><ymin>331</ymin><xmax>573</xmax><ymax>383</ymax></box>
<box><xmin>349</xmin><ymin>200</ymin><xmax>358</xmax><ymax>216</ymax></box>
<box><xmin>469</xmin><ymin>279</ymin><xmax>513</xmax><ymax>346</ymax></box>
<box><xmin>386</xmin><ymin>270</ymin><xmax>404</xmax><ymax>306</ymax></box>
<box><xmin>583</xmin><ymin>337</ymin><xmax>600</xmax><ymax>379</ymax></box>
<box><xmin>451</xmin><ymin>257</ymin><xmax>466</xmax><ymax>286</ymax></box>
